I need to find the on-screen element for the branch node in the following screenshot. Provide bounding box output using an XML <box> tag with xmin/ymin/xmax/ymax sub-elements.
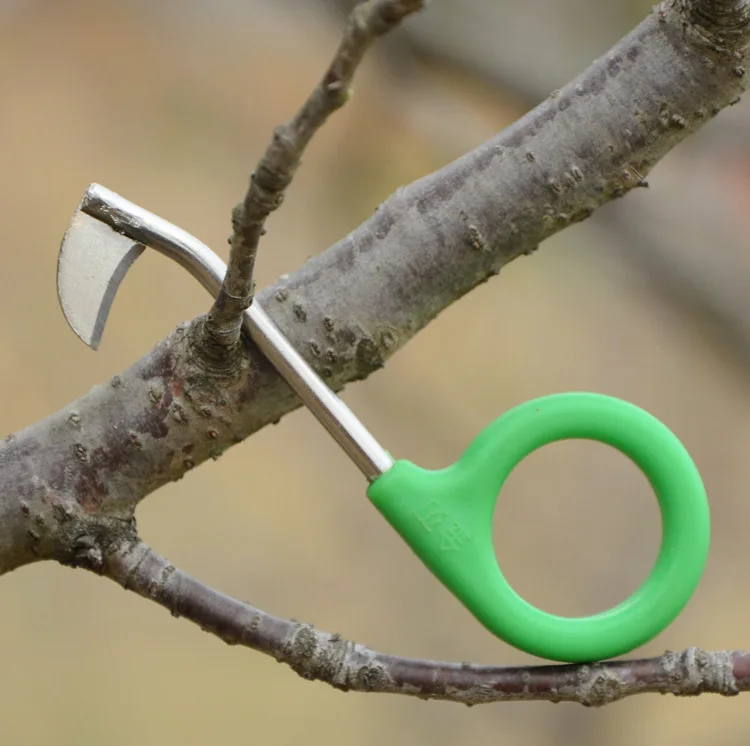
<box><xmin>575</xmin><ymin>665</ymin><xmax>632</xmax><ymax>707</ymax></box>
<box><xmin>662</xmin><ymin>647</ymin><xmax>740</xmax><ymax>696</ymax></box>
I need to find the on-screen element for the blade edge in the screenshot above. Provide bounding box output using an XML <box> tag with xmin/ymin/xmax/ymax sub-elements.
<box><xmin>57</xmin><ymin>209</ymin><xmax>145</xmax><ymax>350</ymax></box>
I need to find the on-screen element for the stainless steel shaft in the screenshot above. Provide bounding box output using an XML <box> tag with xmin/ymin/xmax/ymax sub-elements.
<box><xmin>82</xmin><ymin>184</ymin><xmax>394</xmax><ymax>481</ymax></box>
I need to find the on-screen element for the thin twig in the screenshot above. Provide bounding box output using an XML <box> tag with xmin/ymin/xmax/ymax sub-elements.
<box><xmin>206</xmin><ymin>0</ymin><xmax>425</xmax><ymax>348</ymax></box>
<box><xmin>104</xmin><ymin>539</ymin><xmax>746</xmax><ymax>707</ymax></box>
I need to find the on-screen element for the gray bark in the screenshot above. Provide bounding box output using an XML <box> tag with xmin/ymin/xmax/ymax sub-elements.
<box><xmin>331</xmin><ymin>0</ymin><xmax>750</xmax><ymax>373</ymax></box>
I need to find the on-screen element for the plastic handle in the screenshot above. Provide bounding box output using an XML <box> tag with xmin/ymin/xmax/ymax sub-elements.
<box><xmin>366</xmin><ymin>392</ymin><xmax>710</xmax><ymax>663</ymax></box>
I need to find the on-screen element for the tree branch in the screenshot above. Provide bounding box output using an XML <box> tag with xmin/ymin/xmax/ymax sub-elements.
<box><xmin>1</xmin><ymin>0</ymin><xmax>749</xmax><ymax>703</ymax></box>
<box><xmin>366</xmin><ymin>0</ymin><xmax>750</xmax><ymax>374</ymax></box>
<box><xmin>206</xmin><ymin>0</ymin><xmax>425</xmax><ymax>350</ymax></box>
<box><xmin>103</xmin><ymin>537</ymin><xmax>747</xmax><ymax>706</ymax></box>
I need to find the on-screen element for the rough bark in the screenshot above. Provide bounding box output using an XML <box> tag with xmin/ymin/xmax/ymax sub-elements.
<box><xmin>364</xmin><ymin>0</ymin><xmax>750</xmax><ymax>373</ymax></box>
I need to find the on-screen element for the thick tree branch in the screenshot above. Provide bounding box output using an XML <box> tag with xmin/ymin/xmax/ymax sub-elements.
<box><xmin>369</xmin><ymin>0</ymin><xmax>750</xmax><ymax>373</ymax></box>
<box><xmin>206</xmin><ymin>0</ymin><xmax>425</xmax><ymax>350</ymax></box>
<box><xmin>1</xmin><ymin>0</ymin><xmax>749</xmax><ymax>703</ymax></box>
<box><xmin>103</xmin><ymin>537</ymin><xmax>747</xmax><ymax>706</ymax></box>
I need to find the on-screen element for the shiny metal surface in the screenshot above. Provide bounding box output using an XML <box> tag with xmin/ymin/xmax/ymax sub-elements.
<box><xmin>58</xmin><ymin>183</ymin><xmax>394</xmax><ymax>481</ymax></box>
<box><xmin>58</xmin><ymin>209</ymin><xmax>145</xmax><ymax>351</ymax></box>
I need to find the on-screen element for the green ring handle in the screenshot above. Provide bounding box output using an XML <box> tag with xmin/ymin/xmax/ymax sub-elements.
<box><xmin>366</xmin><ymin>392</ymin><xmax>710</xmax><ymax>663</ymax></box>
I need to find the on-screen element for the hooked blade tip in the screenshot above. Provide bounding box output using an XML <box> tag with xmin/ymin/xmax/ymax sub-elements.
<box><xmin>57</xmin><ymin>208</ymin><xmax>144</xmax><ymax>350</ymax></box>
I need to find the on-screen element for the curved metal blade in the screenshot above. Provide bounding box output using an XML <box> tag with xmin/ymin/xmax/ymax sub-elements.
<box><xmin>57</xmin><ymin>207</ymin><xmax>144</xmax><ymax>350</ymax></box>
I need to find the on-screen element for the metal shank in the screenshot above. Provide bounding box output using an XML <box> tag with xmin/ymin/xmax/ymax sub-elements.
<box><xmin>81</xmin><ymin>184</ymin><xmax>394</xmax><ymax>481</ymax></box>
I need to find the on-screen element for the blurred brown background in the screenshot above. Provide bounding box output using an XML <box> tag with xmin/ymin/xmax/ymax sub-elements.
<box><xmin>2</xmin><ymin>0</ymin><xmax>750</xmax><ymax>744</ymax></box>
